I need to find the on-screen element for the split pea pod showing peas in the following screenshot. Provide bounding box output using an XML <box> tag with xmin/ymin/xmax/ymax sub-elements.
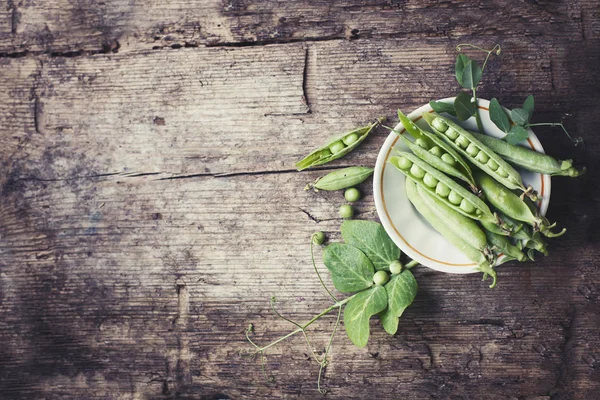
<box><xmin>295</xmin><ymin>119</ymin><xmax>382</xmax><ymax>171</ymax></box>
<box><xmin>405</xmin><ymin>180</ymin><xmax>497</xmax><ymax>288</ymax></box>
<box><xmin>476</xmin><ymin>171</ymin><xmax>565</xmax><ymax>238</ymax></box>
<box><xmin>422</xmin><ymin>112</ymin><xmax>537</xmax><ymax>200</ymax></box>
<box><xmin>397</xmin><ymin>110</ymin><xmax>477</xmax><ymax>191</ymax></box>
<box><xmin>469</xmin><ymin>131</ymin><xmax>586</xmax><ymax>177</ymax></box>
<box><xmin>389</xmin><ymin>151</ymin><xmax>496</xmax><ymax>224</ymax></box>
<box><xmin>306</xmin><ymin>166</ymin><xmax>374</xmax><ymax>191</ymax></box>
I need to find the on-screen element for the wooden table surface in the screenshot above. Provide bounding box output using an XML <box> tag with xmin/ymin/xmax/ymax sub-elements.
<box><xmin>1</xmin><ymin>1</ymin><xmax>599</xmax><ymax>399</ymax></box>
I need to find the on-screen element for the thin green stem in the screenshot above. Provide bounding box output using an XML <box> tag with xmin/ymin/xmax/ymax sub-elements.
<box><xmin>311</xmin><ymin>241</ymin><xmax>338</xmax><ymax>302</ymax></box>
<box><xmin>317</xmin><ymin>305</ymin><xmax>342</xmax><ymax>394</ymax></box>
<box><xmin>472</xmin><ymin>87</ymin><xmax>484</xmax><ymax>133</ymax></box>
<box><xmin>528</xmin><ymin>122</ymin><xmax>583</xmax><ymax>145</ymax></box>
<box><xmin>404</xmin><ymin>260</ymin><xmax>419</xmax><ymax>270</ymax></box>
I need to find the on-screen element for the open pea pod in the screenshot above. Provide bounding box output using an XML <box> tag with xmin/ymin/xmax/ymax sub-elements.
<box><xmin>397</xmin><ymin>110</ymin><xmax>477</xmax><ymax>191</ymax></box>
<box><xmin>389</xmin><ymin>152</ymin><xmax>496</xmax><ymax>224</ymax></box>
<box><xmin>469</xmin><ymin>130</ymin><xmax>585</xmax><ymax>177</ymax></box>
<box><xmin>422</xmin><ymin>112</ymin><xmax>538</xmax><ymax>200</ymax></box>
<box><xmin>295</xmin><ymin>119</ymin><xmax>381</xmax><ymax>171</ymax></box>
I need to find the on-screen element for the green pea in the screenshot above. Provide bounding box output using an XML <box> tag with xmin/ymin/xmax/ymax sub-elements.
<box><xmin>435</xmin><ymin>182</ymin><xmax>450</xmax><ymax>197</ymax></box>
<box><xmin>329</xmin><ymin>141</ymin><xmax>346</xmax><ymax>154</ymax></box>
<box><xmin>389</xmin><ymin>260</ymin><xmax>402</xmax><ymax>275</ymax></box>
<box><xmin>441</xmin><ymin>153</ymin><xmax>456</xmax><ymax>166</ymax></box>
<box><xmin>423</xmin><ymin>173</ymin><xmax>438</xmax><ymax>188</ymax></box>
<box><xmin>397</xmin><ymin>156</ymin><xmax>412</xmax><ymax>170</ymax></box>
<box><xmin>496</xmin><ymin>167</ymin><xmax>509</xmax><ymax>178</ymax></box>
<box><xmin>466</xmin><ymin>143</ymin><xmax>479</xmax><ymax>157</ymax></box>
<box><xmin>373</xmin><ymin>270</ymin><xmax>390</xmax><ymax>286</ymax></box>
<box><xmin>339</xmin><ymin>204</ymin><xmax>354</xmax><ymax>219</ymax></box>
<box><xmin>448</xmin><ymin>190</ymin><xmax>462</xmax><ymax>205</ymax></box>
<box><xmin>487</xmin><ymin>159</ymin><xmax>499</xmax><ymax>171</ymax></box>
<box><xmin>432</xmin><ymin>117</ymin><xmax>449</xmax><ymax>132</ymax></box>
<box><xmin>459</xmin><ymin>199</ymin><xmax>476</xmax><ymax>213</ymax></box>
<box><xmin>455</xmin><ymin>135</ymin><xmax>469</xmax><ymax>149</ymax></box>
<box><xmin>475</xmin><ymin>151</ymin><xmax>489</xmax><ymax>164</ymax></box>
<box><xmin>410</xmin><ymin>164</ymin><xmax>426</xmax><ymax>179</ymax></box>
<box><xmin>429</xmin><ymin>146</ymin><xmax>444</xmax><ymax>157</ymax></box>
<box><xmin>321</xmin><ymin>148</ymin><xmax>332</xmax><ymax>157</ymax></box>
<box><xmin>415</xmin><ymin>138</ymin><xmax>429</xmax><ymax>149</ymax></box>
<box><xmin>343</xmin><ymin>133</ymin><xmax>359</xmax><ymax>146</ymax></box>
<box><xmin>312</xmin><ymin>231</ymin><xmax>325</xmax><ymax>245</ymax></box>
<box><xmin>444</xmin><ymin>127</ymin><xmax>459</xmax><ymax>140</ymax></box>
<box><xmin>344</xmin><ymin>187</ymin><xmax>361</xmax><ymax>202</ymax></box>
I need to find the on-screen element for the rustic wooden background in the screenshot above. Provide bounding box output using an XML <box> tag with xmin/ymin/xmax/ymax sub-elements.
<box><xmin>1</xmin><ymin>1</ymin><xmax>599</xmax><ymax>399</ymax></box>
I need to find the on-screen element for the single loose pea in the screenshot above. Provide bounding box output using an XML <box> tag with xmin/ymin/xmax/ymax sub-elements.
<box><xmin>429</xmin><ymin>146</ymin><xmax>444</xmax><ymax>157</ymax></box>
<box><xmin>487</xmin><ymin>159</ymin><xmax>499</xmax><ymax>171</ymax></box>
<box><xmin>343</xmin><ymin>133</ymin><xmax>359</xmax><ymax>146</ymax></box>
<box><xmin>441</xmin><ymin>153</ymin><xmax>456</xmax><ymax>166</ymax></box>
<box><xmin>436</xmin><ymin>182</ymin><xmax>450</xmax><ymax>197</ymax></box>
<box><xmin>344</xmin><ymin>187</ymin><xmax>361</xmax><ymax>202</ymax></box>
<box><xmin>312</xmin><ymin>231</ymin><xmax>325</xmax><ymax>245</ymax></box>
<box><xmin>389</xmin><ymin>260</ymin><xmax>403</xmax><ymax>275</ymax></box>
<box><xmin>455</xmin><ymin>135</ymin><xmax>469</xmax><ymax>149</ymax></box>
<box><xmin>448</xmin><ymin>190</ymin><xmax>462</xmax><ymax>205</ymax></box>
<box><xmin>329</xmin><ymin>141</ymin><xmax>346</xmax><ymax>154</ymax></box>
<box><xmin>459</xmin><ymin>199</ymin><xmax>476</xmax><ymax>213</ymax></box>
<box><xmin>445</xmin><ymin>127</ymin><xmax>459</xmax><ymax>140</ymax></box>
<box><xmin>423</xmin><ymin>173</ymin><xmax>438</xmax><ymax>188</ymax></box>
<box><xmin>373</xmin><ymin>270</ymin><xmax>390</xmax><ymax>286</ymax></box>
<box><xmin>496</xmin><ymin>167</ymin><xmax>509</xmax><ymax>178</ymax></box>
<box><xmin>415</xmin><ymin>138</ymin><xmax>429</xmax><ymax>149</ymax></box>
<box><xmin>466</xmin><ymin>143</ymin><xmax>479</xmax><ymax>157</ymax></box>
<box><xmin>475</xmin><ymin>151</ymin><xmax>489</xmax><ymax>164</ymax></box>
<box><xmin>339</xmin><ymin>204</ymin><xmax>354</xmax><ymax>219</ymax></box>
<box><xmin>397</xmin><ymin>156</ymin><xmax>412</xmax><ymax>170</ymax></box>
<box><xmin>432</xmin><ymin>118</ymin><xmax>449</xmax><ymax>132</ymax></box>
<box><xmin>410</xmin><ymin>164</ymin><xmax>426</xmax><ymax>179</ymax></box>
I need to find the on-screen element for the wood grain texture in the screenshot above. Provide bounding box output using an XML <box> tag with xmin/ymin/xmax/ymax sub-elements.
<box><xmin>1</xmin><ymin>1</ymin><xmax>600</xmax><ymax>399</ymax></box>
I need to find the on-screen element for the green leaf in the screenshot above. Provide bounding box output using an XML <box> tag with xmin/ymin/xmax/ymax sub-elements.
<box><xmin>343</xmin><ymin>286</ymin><xmax>388</xmax><ymax>348</ymax></box>
<box><xmin>460</xmin><ymin>60</ymin><xmax>483</xmax><ymax>89</ymax></box>
<box><xmin>505</xmin><ymin>125</ymin><xmax>529</xmax><ymax>145</ymax></box>
<box><xmin>454</xmin><ymin>91</ymin><xmax>477</xmax><ymax>121</ymax></box>
<box><xmin>322</xmin><ymin>243</ymin><xmax>374</xmax><ymax>293</ymax></box>
<box><xmin>341</xmin><ymin>220</ymin><xmax>401</xmax><ymax>271</ymax></box>
<box><xmin>380</xmin><ymin>271</ymin><xmax>418</xmax><ymax>335</ymax></box>
<box><xmin>455</xmin><ymin>54</ymin><xmax>471</xmax><ymax>86</ymax></box>
<box><xmin>429</xmin><ymin>101</ymin><xmax>456</xmax><ymax>116</ymax></box>
<box><xmin>511</xmin><ymin>108</ymin><xmax>530</xmax><ymax>126</ymax></box>
<box><xmin>523</xmin><ymin>95</ymin><xmax>534</xmax><ymax>119</ymax></box>
<box><xmin>489</xmin><ymin>98</ymin><xmax>511</xmax><ymax>133</ymax></box>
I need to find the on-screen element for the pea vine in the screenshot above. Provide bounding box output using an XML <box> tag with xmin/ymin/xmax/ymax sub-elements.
<box><xmin>430</xmin><ymin>43</ymin><xmax>583</xmax><ymax>146</ymax></box>
<box><xmin>244</xmin><ymin>220</ymin><xmax>419</xmax><ymax>393</ymax></box>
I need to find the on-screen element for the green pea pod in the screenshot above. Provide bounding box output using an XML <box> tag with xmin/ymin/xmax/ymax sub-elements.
<box><xmin>469</xmin><ymin>131</ymin><xmax>585</xmax><ymax>177</ymax></box>
<box><xmin>306</xmin><ymin>166</ymin><xmax>374</xmax><ymax>191</ymax></box>
<box><xmin>390</xmin><ymin>152</ymin><xmax>496</xmax><ymax>224</ymax></box>
<box><xmin>405</xmin><ymin>179</ymin><xmax>497</xmax><ymax>288</ymax></box>
<box><xmin>484</xmin><ymin>230</ymin><xmax>527</xmax><ymax>262</ymax></box>
<box><xmin>296</xmin><ymin>119</ymin><xmax>381</xmax><ymax>171</ymax></box>
<box><xmin>422</xmin><ymin>112</ymin><xmax>537</xmax><ymax>200</ymax></box>
<box><xmin>484</xmin><ymin>211</ymin><xmax>549</xmax><ymax>256</ymax></box>
<box><xmin>476</xmin><ymin>171</ymin><xmax>565</xmax><ymax>238</ymax></box>
<box><xmin>398</xmin><ymin>110</ymin><xmax>477</xmax><ymax>190</ymax></box>
<box><xmin>399</xmin><ymin>135</ymin><xmax>478</xmax><ymax>193</ymax></box>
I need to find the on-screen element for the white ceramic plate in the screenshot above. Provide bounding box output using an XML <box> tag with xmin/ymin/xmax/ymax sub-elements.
<box><xmin>373</xmin><ymin>98</ymin><xmax>551</xmax><ymax>274</ymax></box>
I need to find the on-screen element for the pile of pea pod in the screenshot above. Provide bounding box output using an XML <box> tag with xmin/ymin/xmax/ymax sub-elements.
<box><xmin>392</xmin><ymin>110</ymin><xmax>585</xmax><ymax>287</ymax></box>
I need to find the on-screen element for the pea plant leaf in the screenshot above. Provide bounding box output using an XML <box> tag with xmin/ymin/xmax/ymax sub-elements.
<box><xmin>489</xmin><ymin>98</ymin><xmax>511</xmax><ymax>133</ymax></box>
<box><xmin>506</xmin><ymin>125</ymin><xmax>529</xmax><ymax>145</ymax></box>
<box><xmin>429</xmin><ymin>100</ymin><xmax>457</xmax><ymax>116</ymax></box>
<box><xmin>322</xmin><ymin>243</ymin><xmax>374</xmax><ymax>293</ymax></box>
<box><xmin>343</xmin><ymin>285</ymin><xmax>388</xmax><ymax>348</ymax></box>
<box><xmin>455</xmin><ymin>54</ymin><xmax>471</xmax><ymax>87</ymax></box>
<box><xmin>341</xmin><ymin>220</ymin><xmax>401</xmax><ymax>271</ymax></box>
<box><xmin>511</xmin><ymin>108</ymin><xmax>530</xmax><ymax>127</ymax></box>
<box><xmin>460</xmin><ymin>60</ymin><xmax>483</xmax><ymax>90</ymax></box>
<box><xmin>523</xmin><ymin>95</ymin><xmax>534</xmax><ymax>119</ymax></box>
<box><xmin>380</xmin><ymin>270</ymin><xmax>419</xmax><ymax>335</ymax></box>
<box><xmin>454</xmin><ymin>91</ymin><xmax>477</xmax><ymax>121</ymax></box>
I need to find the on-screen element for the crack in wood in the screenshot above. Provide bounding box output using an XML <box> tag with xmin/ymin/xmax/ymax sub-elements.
<box><xmin>302</xmin><ymin>47</ymin><xmax>312</xmax><ymax>114</ymax></box>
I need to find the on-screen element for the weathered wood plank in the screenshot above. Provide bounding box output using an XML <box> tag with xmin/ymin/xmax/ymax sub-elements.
<box><xmin>0</xmin><ymin>0</ymin><xmax>589</xmax><ymax>53</ymax></box>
